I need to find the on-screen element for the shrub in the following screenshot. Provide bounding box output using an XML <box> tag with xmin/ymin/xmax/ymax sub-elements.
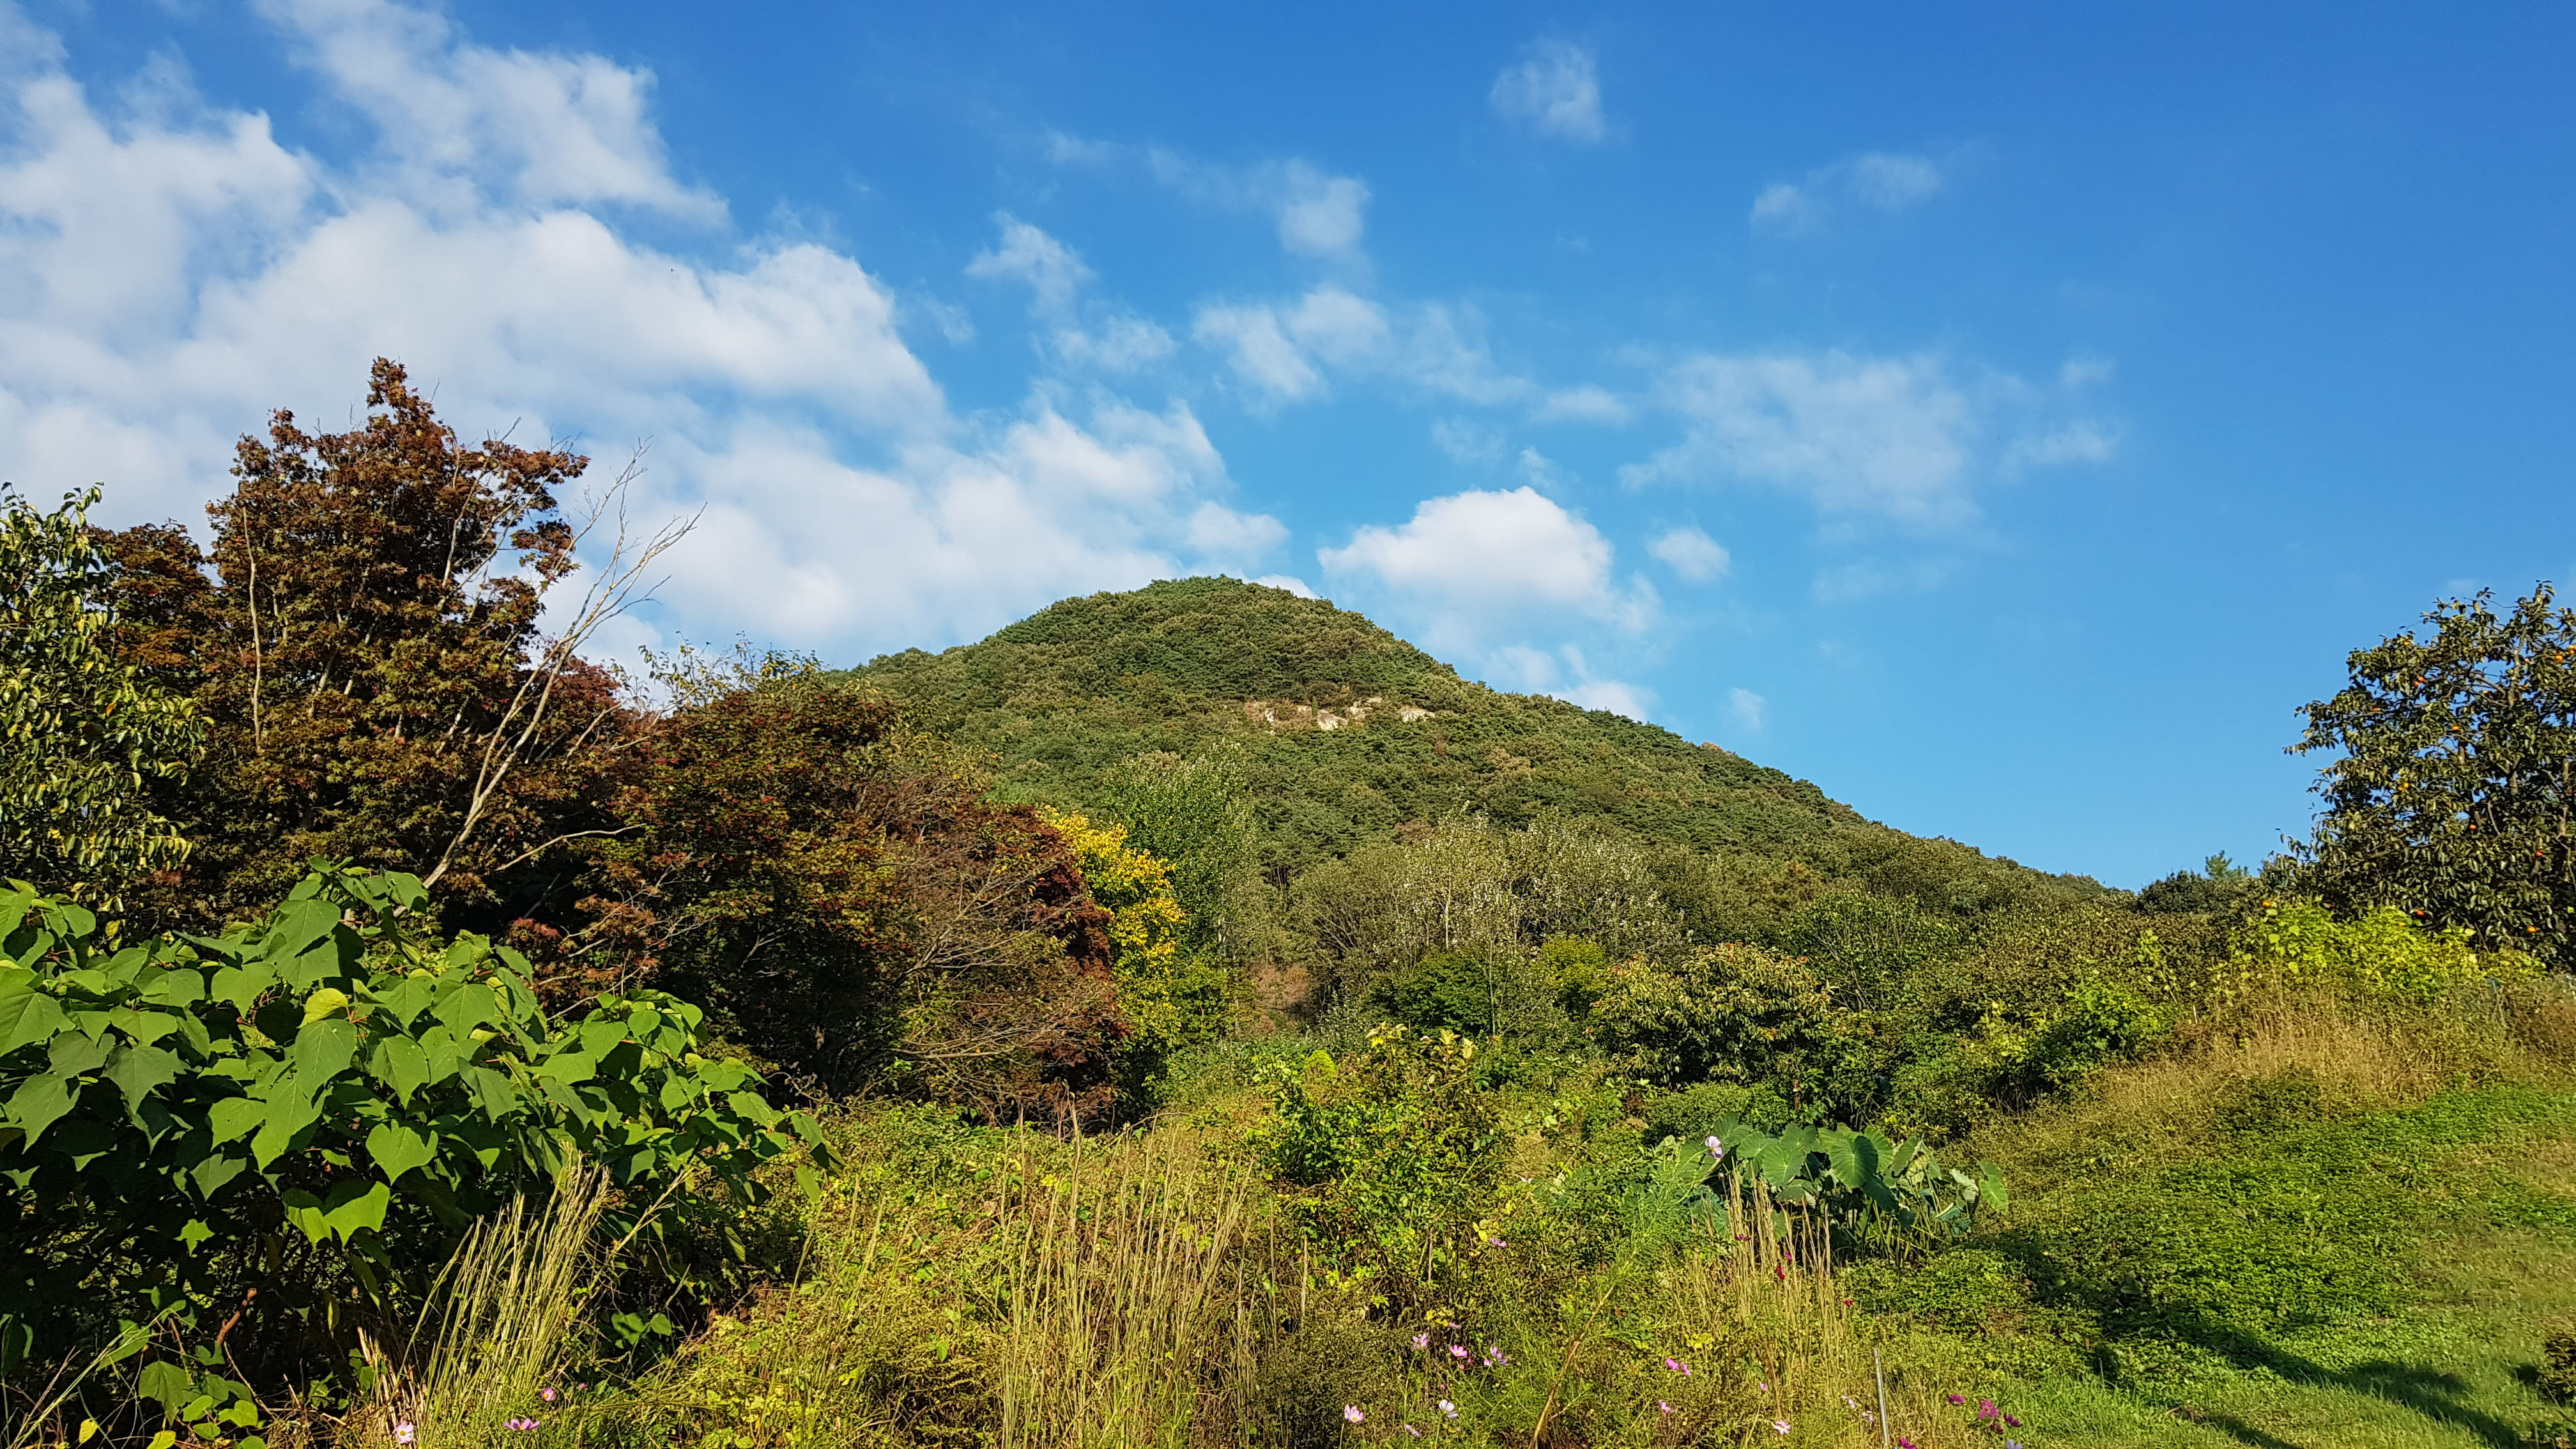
<box><xmin>2543</xmin><ymin>1319</ymin><xmax>2576</xmax><ymax>1402</ymax></box>
<box><xmin>0</xmin><ymin>864</ymin><xmax>823</xmax><ymax>1423</ymax></box>
<box><xmin>1250</xmin><ymin>1025</ymin><xmax>1502</xmax><ymax>1307</ymax></box>
<box><xmin>1589</xmin><ymin>943</ymin><xmax>1845</xmax><ymax>1104</ymax></box>
<box><xmin>2230</xmin><ymin>897</ymin><xmax>2537</xmax><ymax>1003</ymax></box>
<box><xmin>1044</xmin><ymin>808</ymin><xmax>1232</xmax><ymax>1085</ymax></box>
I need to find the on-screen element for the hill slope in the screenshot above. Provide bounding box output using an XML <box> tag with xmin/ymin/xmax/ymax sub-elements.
<box><xmin>847</xmin><ymin>577</ymin><xmax>2103</xmax><ymax>897</ymax></box>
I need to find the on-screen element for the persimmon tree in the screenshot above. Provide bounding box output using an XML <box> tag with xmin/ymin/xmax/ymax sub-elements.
<box><xmin>2292</xmin><ymin>583</ymin><xmax>2576</xmax><ymax>964</ymax></box>
<box><xmin>99</xmin><ymin>359</ymin><xmax>684</xmax><ymax>933</ymax></box>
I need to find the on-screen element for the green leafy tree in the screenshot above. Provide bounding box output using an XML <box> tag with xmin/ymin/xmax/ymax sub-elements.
<box><xmin>1096</xmin><ymin>751</ymin><xmax>1258</xmax><ymax>960</ymax></box>
<box><xmin>0</xmin><ymin>863</ymin><xmax>821</xmax><ymax>1414</ymax></box>
<box><xmin>0</xmin><ymin>487</ymin><xmax>202</xmax><ymax>903</ymax></box>
<box><xmin>2291</xmin><ymin>584</ymin><xmax>2576</xmax><ymax>962</ymax></box>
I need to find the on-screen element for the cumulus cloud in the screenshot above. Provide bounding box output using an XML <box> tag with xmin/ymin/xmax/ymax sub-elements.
<box><xmin>1485</xmin><ymin>645</ymin><xmax>1652</xmax><ymax>721</ymax></box>
<box><xmin>1647</xmin><ymin>526</ymin><xmax>1729</xmax><ymax>582</ymax></box>
<box><xmin>1534</xmin><ymin>384</ymin><xmax>1630</xmax><ymax>424</ymax></box>
<box><xmin>1490</xmin><ymin>40</ymin><xmax>1606</xmax><ymax>144</ymax></box>
<box><xmin>1728</xmin><ymin>687</ymin><xmax>1766</xmax><ymax>732</ymax></box>
<box><xmin>1751</xmin><ymin>149</ymin><xmax>1949</xmax><ymax>234</ymax></box>
<box><xmin>1317</xmin><ymin>486</ymin><xmax>1655</xmax><ymax>655</ymax></box>
<box><xmin>966</xmin><ymin>213</ymin><xmax>1174</xmax><ymax>372</ymax></box>
<box><xmin>1619</xmin><ymin>350</ymin><xmax>2117</xmax><ymax>526</ymax></box>
<box><xmin>1193</xmin><ymin>286</ymin><xmax>1529</xmax><ymax>408</ymax></box>
<box><xmin>1052</xmin><ymin>137</ymin><xmax>1373</xmax><ymax>262</ymax></box>
<box><xmin>0</xmin><ymin>0</ymin><xmax>1280</xmax><ymax>654</ymax></box>
<box><xmin>966</xmin><ymin>212</ymin><xmax>1092</xmax><ymax>314</ymax></box>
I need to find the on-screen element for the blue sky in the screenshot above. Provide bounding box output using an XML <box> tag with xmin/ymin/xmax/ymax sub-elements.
<box><xmin>6</xmin><ymin>1</ymin><xmax>2574</xmax><ymax>887</ymax></box>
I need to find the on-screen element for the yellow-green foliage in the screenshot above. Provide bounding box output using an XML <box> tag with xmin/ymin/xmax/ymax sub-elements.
<box><xmin>1043</xmin><ymin>808</ymin><xmax>1230</xmax><ymax>1055</ymax></box>
<box><xmin>2231</xmin><ymin>898</ymin><xmax>2536</xmax><ymax>1002</ymax></box>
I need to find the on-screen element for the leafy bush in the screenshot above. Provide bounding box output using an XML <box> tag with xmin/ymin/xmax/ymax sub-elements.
<box><xmin>0</xmin><ymin>863</ymin><xmax>822</xmax><ymax>1418</ymax></box>
<box><xmin>1250</xmin><ymin>1025</ymin><xmax>1503</xmax><ymax>1305</ymax></box>
<box><xmin>1588</xmin><ymin>943</ymin><xmax>1846</xmax><ymax>1102</ymax></box>
<box><xmin>1043</xmin><ymin>808</ymin><xmax>1232</xmax><ymax>1080</ymax></box>
<box><xmin>2230</xmin><ymin>897</ymin><xmax>2536</xmax><ymax>1003</ymax></box>
<box><xmin>0</xmin><ymin>486</ymin><xmax>202</xmax><ymax>903</ymax></box>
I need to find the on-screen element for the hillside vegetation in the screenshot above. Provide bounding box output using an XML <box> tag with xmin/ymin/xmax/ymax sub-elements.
<box><xmin>8</xmin><ymin>365</ymin><xmax>2576</xmax><ymax>1449</ymax></box>
<box><xmin>848</xmin><ymin>575</ymin><xmax>2112</xmax><ymax>902</ymax></box>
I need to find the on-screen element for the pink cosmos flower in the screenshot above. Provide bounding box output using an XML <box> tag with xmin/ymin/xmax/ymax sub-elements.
<box><xmin>1413</xmin><ymin>1332</ymin><xmax>1430</xmax><ymax>1349</ymax></box>
<box><xmin>1773</xmin><ymin>1420</ymin><xmax>1791</xmax><ymax>1434</ymax></box>
<box><xmin>1438</xmin><ymin>1399</ymin><xmax>1457</xmax><ymax>1418</ymax></box>
<box><xmin>1344</xmin><ymin>1405</ymin><xmax>1364</xmax><ymax>1423</ymax></box>
<box><xmin>1449</xmin><ymin>1344</ymin><xmax>1470</xmax><ymax>1360</ymax></box>
<box><xmin>393</xmin><ymin>1424</ymin><xmax>415</xmax><ymax>1446</ymax></box>
<box><xmin>540</xmin><ymin>1387</ymin><xmax>556</xmax><ymax>1402</ymax></box>
<box><xmin>1658</xmin><ymin>1400</ymin><xmax>1675</xmax><ymax>1414</ymax></box>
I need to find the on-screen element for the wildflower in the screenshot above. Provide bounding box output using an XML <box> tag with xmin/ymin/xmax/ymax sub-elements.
<box><xmin>2008</xmin><ymin>1443</ymin><xmax>2023</xmax><ymax>1449</ymax></box>
<box><xmin>507</xmin><ymin>1418</ymin><xmax>540</xmax><ymax>1432</ymax></box>
<box><xmin>1706</xmin><ymin>1135</ymin><xmax>1726</xmax><ymax>1159</ymax></box>
<box><xmin>1843</xmin><ymin>1395</ymin><xmax>1858</xmax><ymax>1409</ymax></box>
<box><xmin>1978</xmin><ymin>1399</ymin><xmax>1998</xmax><ymax>1421</ymax></box>
<box><xmin>1438</xmin><ymin>1399</ymin><xmax>1457</xmax><ymax>1419</ymax></box>
<box><xmin>540</xmin><ymin>1387</ymin><xmax>557</xmax><ymax>1402</ymax></box>
<box><xmin>394</xmin><ymin>1424</ymin><xmax>416</xmax><ymax>1446</ymax></box>
<box><xmin>1484</xmin><ymin>1346</ymin><xmax>1510</xmax><ymax>1366</ymax></box>
<box><xmin>1946</xmin><ymin>1393</ymin><xmax>1965</xmax><ymax>1405</ymax></box>
<box><xmin>2003</xmin><ymin>1414</ymin><xmax>2021</xmax><ymax>1428</ymax></box>
<box><xmin>1897</xmin><ymin>1440</ymin><xmax>1918</xmax><ymax>1449</ymax></box>
<box><xmin>1488</xmin><ymin>1236</ymin><xmax>1508</xmax><ymax>1247</ymax></box>
<box><xmin>1405</xmin><ymin>1427</ymin><xmax>1421</xmax><ymax>1439</ymax></box>
<box><xmin>1413</xmin><ymin>1332</ymin><xmax>1430</xmax><ymax>1349</ymax></box>
<box><xmin>1344</xmin><ymin>1405</ymin><xmax>1365</xmax><ymax>1423</ymax></box>
<box><xmin>1663</xmin><ymin>1356</ymin><xmax>1690</xmax><ymax>1376</ymax></box>
<box><xmin>1659</xmin><ymin>1401</ymin><xmax>1675</xmax><ymax>1415</ymax></box>
<box><xmin>1773</xmin><ymin>1420</ymin><xmax>1791</xmax><ymax>1434</ymax></box>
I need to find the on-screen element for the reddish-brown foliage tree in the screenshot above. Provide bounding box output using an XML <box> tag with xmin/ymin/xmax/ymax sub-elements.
<box><xmin>578</xmin><ymin>675</ymin><xmax>1130</xmax><ymax>1123</ymax></box>
<box><xmin>98</xmin><ymin>359</ymin><xmax>640</xmax><ymax>934</ymax></box>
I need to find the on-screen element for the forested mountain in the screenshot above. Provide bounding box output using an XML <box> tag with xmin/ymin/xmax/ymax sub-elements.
<box><xmin>845</xmin><ymin>575</ymin><xmax>2112</xmax><ymax>905</ymax></box>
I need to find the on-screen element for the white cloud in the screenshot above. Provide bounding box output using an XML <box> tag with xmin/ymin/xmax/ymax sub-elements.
<box><xmin>1750</xmin><ymin>149</ymin><xmax>1948</xmax><ymax>234</ymax></box>
<box><xmin>1318</xmin><ymin>486</ymin><xmax>1654</xmax><ymax>651</ymax></box>
<box><xmin>1064</xmin><ymin>142</ymin><xmax>1372</xmax><ymax>262</ymax></box>
<box><xmin>1431</xmin><ymin>417</ymin><xmax>1507</xmax><ymax>464</ymax></box>
<box><xmin>0</xmin><ymin>0</ymin><xmax>1280</xmax><ymax>655</ymax></box>
<box><xmin>1619</xmin><ymin>349</ymin><xmax>2117</xmax><ymax>526</ymax></box>
<box><xmin>1192</xmin><ymin>286</ymin><xmax>1529</xmax><ymax>407</ymax></box>
<box><xmin>1623</xmin><ymin>352</ymin><xmax>1978</xmax><ymax>523</ymax></box>
<box><xmin>1534</xmin><ymin>384</ymin><xmax>1630</xmax><ymax>424</ymax></box>
<box><xmin>1490</xmin><ymin>40</ymin><xmax>1606</xmax><ymax>144</ymax></box>
<box><xmin>1052</xmin><ymin>315</ymin><xmax>1176</xmax><ymax>372</ymax></box>
<box><xmin>966</xmin><ymin>212</ymin><xmax>1092</xmax><ymax>314</ymax></box>
<box><xmin>2002</xmin><ymin>418</ymin><xmax>2120</xmax><ymax>471</ymax></box>
<box><xmin>1728</xmin><ymin>687</ymin><xmax>1767</xmax><ymax>732</ymax></box>
<box><xmin>1485</xmin><ymin>644</ymin><xmax>1652</xmax><ymax>721</ymax></box>
<box><xmin>1253</xmin><ymin>573</ymin><xmax>1317</xmax><ymax>599</ymax></box>
<box><xmin>1273</xmin><ymin>163</ymin><xmax>1369</xmax><ymax>257</ymax></box>
<box><xmin>1648</xmin><ymin>526</ymin><xmax>1730</xmax><ymax>582</ymax></box>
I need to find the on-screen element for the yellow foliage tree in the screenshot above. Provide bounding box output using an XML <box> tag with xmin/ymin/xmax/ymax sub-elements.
<box><xmin>1043</xmin><ymin>808</ymin><xmax>1232</xmax><ymax>1059</ymax></box>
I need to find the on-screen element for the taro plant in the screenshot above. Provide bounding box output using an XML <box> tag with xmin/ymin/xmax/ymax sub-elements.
<box><xmin>1692</xmin><ymin>1119</ymin><xmax>2005</xmax><ymax>1249</ymax></box>
<box><xmin>0</xmin><ymin>862</ymin><xmax>829</xmax><ymax>1436</ymax></box>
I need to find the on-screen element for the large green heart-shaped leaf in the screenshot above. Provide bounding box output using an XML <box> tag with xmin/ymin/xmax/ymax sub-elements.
<box><xmin>103</xmin><ymin>1043</ymin><xmax>181</xmax><ymax>1112</ymax></box>
<box><xmin>0</xmin><ymin>986</ymin><xmax>68</xmax><ymax>1058</ymax></box>
<box><xmin>369</xmin><ymin>1035</ymin><xmax>431</xmax><ymax>1103</ymax></box>
<box><xmin>261</xmin><ymin>900</ymin><xmax>341</xmax><ymax>965</ymax></box>
<box><xmin>282</xmin><ymin>1179</ymin><xmax>392</xmax><ymax>1245</ymax></box>
<box><xmin>365</xmin><ymin>1121</ymin><xmax>438</xmax><ymax>1184</ymax></box>
<box><xmin>6</xmin><ymin>1073</ymin><xmax>75</xmax><ymax>1144</ymax></box>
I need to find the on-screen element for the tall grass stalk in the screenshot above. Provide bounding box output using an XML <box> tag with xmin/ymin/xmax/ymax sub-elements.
<box><xmin>996</xmin><ymin>1127</ymin><xmax>1257</xmax><ymax>1449</ymax></box>
<box><xmin>361</xmin><ymin>1165</ymin><xmax>611</xmax><ymax>1448</ymax></box>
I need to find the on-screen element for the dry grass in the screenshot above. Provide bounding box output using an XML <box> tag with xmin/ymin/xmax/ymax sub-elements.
<box><xmin>351</xmin><ymin>1165</ymin><xmax>613</xmax><ymax>1449</ymax></box>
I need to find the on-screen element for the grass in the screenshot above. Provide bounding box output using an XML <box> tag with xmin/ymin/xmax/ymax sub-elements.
<box><xmin>1862</xmin><ymin>990</ymin><xmax>2576</xmax><ymax>1449</ymax></box>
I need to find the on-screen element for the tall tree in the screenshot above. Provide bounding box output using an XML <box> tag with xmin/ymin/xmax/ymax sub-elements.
<box><xmin>0</xmin><ymin>487</ymin><xmax>201</xmax><ymax>901</ymax></box>
<box><xmin>101</xmin><ymin>359</ymin><xmax>677</xmax><ymax>932</ymax></box>
<box><xmin>2292</xmin><ymin>583</ymin><xmax>2576</xmax><ymax>964</ymax></box>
